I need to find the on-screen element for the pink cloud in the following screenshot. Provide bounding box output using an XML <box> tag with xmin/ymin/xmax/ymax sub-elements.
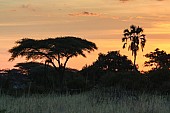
<box><xmin>21</xmin><ymin>4</ymin><xmax>36</xmax><ymax>12</ymax></box>
<box><xmin>120</xmin><ymin>0</ymin><xmax>129</xmax><ymax>1</ymax></box>
<box><xmin>69</xmin><ymin>11</ymin><xmax>100</xmax><ymax>17</ymax></box>
<box><xmin>119</xmin><ymin>0</ymin><xmax>164</xmax><ymax>1</ymax></box>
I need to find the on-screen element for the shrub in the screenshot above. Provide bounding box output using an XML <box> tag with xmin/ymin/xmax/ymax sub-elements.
<box><xmin>100</xmin><ymin>72</ymin><xmax>149</xmax><ymax>91</ymax></box>
<box><xmin>66</xmin><ymin>75</ymin><xmax>86</xmax><ymax>90</ymax></box>
<box><xmin>146</xmin><ymin>69</ymin><xmax>170</xmax><ymax>92</ymax></box>
<box><xmin>0</xmin><ymin>109</ymin><xmax>6</xmax><ymax>113</ymax></box>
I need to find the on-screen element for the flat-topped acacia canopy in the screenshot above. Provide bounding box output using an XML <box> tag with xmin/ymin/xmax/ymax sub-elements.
<box><xmin>9</xmin><ymin>36</ymin><xmax>97</xmax><ymax>61</ymax></box>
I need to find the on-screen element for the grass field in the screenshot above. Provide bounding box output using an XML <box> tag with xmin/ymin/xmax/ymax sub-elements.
<box><xmin>0</xmin><ymin>89</ymin><xmax>170</xmax><ymax>113</ymax></box>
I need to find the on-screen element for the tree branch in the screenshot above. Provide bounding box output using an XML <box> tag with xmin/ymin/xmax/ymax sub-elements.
<box><xmin>63</xmin><ymin>56</ymin><xmax>70</xmax><ymax>69</ymax></box>
<box><xmin>33</xmin><ymin>48</ymin><xmax>59</xmax><ymax>70</ymax></box>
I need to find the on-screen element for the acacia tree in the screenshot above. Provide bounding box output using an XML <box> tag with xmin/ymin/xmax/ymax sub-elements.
<box><xmin>9</xmin><ymin>36</ymin><xmax>97</xmax><ymax>89</ymax></box>
<box><xmin>122</xmin><ymin>25</ymin><xmax>146</xmax><ymax>70</ymax></box>
<box><xmin>144</xmin><ymin>48</ymin><xmax>170</xmax><ymax>70</ymax></box>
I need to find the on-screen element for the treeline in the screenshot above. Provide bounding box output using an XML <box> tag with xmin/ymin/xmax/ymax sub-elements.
<box><xmin>0</xmin><ymin>48</ymin><xmax>170</xmax><ymax>95</ymax></box>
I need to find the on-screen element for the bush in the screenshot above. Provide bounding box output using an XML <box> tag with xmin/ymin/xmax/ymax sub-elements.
<box><xmin>0</xmin><ymin>109</ymin><xmax>6</xmax><ymax>113</ymax></box>
<box><xmin>66</xmin><ymin>75</ymin><xmax>86</xmax><ymax>90</ymax></box>
<box><xmin>100</xmin><ymin>72</ymin><xmax>149</xmax><ymax>91</ymax></box>
<box><xmin>146</xmin><ymin>69</ymin><xmax>170</xmax><ymax>92</ymax></box>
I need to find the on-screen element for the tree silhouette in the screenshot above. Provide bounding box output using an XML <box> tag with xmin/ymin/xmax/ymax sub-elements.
<box><xmin>81</xmin><ymin>51</ymin><xmax>134</xmax><ymax>86</ymax></box>
<box><xmin>144</xmin><ymin>48</ymin><xmax>170</xmax><ymax>70</ymax></box>
<box><xmin>94</xmin><ymin>51</ymin><xmax>134</xmax><ymax>72</ymax></box>
<box><xmin>15</xmin><ymin>62</ymin><xmax>53</xmax><ymax>74</ymax></box>
<box><xmin>14</xmin><ymin>62</ymin><xmax>54</xmax><ymax>88</ymax></box>
<box><xmin>122</xmin><ymin>25</ymin><xmax>146</xmax><ymax>70</ymax></box>
<box><xmin>81</xmin><ymin>51</ymin><xmax>134</xmax><ymax>77</ymax></box>
<box><xmin>9</xmin><ymin>36</ymin><xmax>97</xmax><ymax>90</ymax></box>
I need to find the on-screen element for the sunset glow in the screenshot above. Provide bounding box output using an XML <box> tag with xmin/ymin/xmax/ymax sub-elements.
<box><xmin>0</xmin><ymin>0</ymin><xmax>170</xmax><ymax>71</ymax></box>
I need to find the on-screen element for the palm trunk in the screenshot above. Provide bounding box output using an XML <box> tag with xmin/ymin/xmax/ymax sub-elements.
<box><xmin>134</xmin><ymin>55</ymin><xmax>137</xmax><ymax>71</ymax></box>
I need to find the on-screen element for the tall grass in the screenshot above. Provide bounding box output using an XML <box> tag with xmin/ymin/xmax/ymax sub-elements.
<box><xmin>0</xmin><ymin>89</ymin><xmax>170</xmax><ymax>113</ymax></box>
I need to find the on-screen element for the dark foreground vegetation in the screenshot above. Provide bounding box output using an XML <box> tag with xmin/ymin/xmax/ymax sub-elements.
<box><xmin>1</xmin><ymin>88</ymin><xmax>170</xmax><ymax>113</ymax></box>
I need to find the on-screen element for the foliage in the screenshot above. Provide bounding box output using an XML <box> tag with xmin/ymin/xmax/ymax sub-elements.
<box><xmin>144</xmin><ymin>48</ymin><xmax>170</xmax><ymax>70</ymax></box>
<box><xmin>0</xmin><ymin>91</ymin><xmax>170</xmax><ymax>113</ymax></box>
<box><xmin>0</xmin><ymin>70</ymin><xmax>8</xmax><ymax>90</ymax></box>
<box><xmin>0</xmin><ymin>109</ymin><xmax>6</xmax><ymax>113</ymax></box>
<box><xmin>99</xmin><ymin>72</ymin><xmax>149</xmax><ymax>90</ymax></box>
<box><xmin>1</xmin><ymin>62</ymin><xmax>84</xmax><ymax>94</ymax></box>
<box><xmin>0</xmin><ymin>69</ymin><xmax>30</xmax><ymax>96</ymax></box>
<box><xmin>145</xmin><ymin>68</ymin><xmax>170</xmax><ymax>92</ymax></box>
<box><xmin>14</xmin><ymin>62</ymin><xmax>83</xmax><ymax>93</ymax></box>
<box><xmin>66</xmin><ymin>75</ymin><xmax>86</xmax><ymax>90</ymax></box>
<box><xmin>14</xmin><ymin>61</ymin><xmax>54</xmax><ymax>74</ymax></box>
<box><xmin>9</xmin><ymin>37</ymin><xmax>97</xmax><ymax>65</ymax></box>
<box><xmin>14</xmin><ymin>62</ymin><xmax>56</xmax><ymax>89</ymax></box>
<box><xmin>122</xmin><ymin>25</ymin><xmax>146</xmax><ymax>69</ymax></box>
<box><xmin>81</xmin><ymin>51</ymin><xmax>134</xmax><ymax>84</ymax></box>
<box><xmin>94</xmin><ymin>51</ymin><xmax>134</xmax><ymax>72</ymax></box>
<box><xmin>9</xmin><ymin>36</ymin><xmax>97</xmax><ymax>89</ymax></box>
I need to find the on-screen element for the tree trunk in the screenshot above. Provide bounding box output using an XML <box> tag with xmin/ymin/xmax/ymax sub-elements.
<box><xmin>48</xmin><ymin>57</ymin><xmax>69</xmax><ymax>92</ymax></box>
<box><xmin>44</xmin><ymin>62</ymin><xmax>52</xmax><ymax>90</ymax></box>
<box><xmin>58</xmin><ymin>66</ymin><xmax>65</xmax><ymax>91</ymax></box>
<box><xmin>134</xmin><ymin>55</ymin><xmax>137</xmax><ymax>71</ymax></box>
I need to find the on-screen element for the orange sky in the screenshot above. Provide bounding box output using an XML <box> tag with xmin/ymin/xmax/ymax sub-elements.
<box><xmin>0</xmin><ymin>0</ymin><xmax>170</xmax><ymax>71</ymax></box>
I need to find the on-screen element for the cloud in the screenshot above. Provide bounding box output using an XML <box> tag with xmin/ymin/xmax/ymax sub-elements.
<box><xmin>119</xmin><ymin>0</ymin><xmax>129</xmax><ymax>1</ymax></box>
<box><xmin>69</xmin><ymin>11</ymin><xmax>121</xmax><ymax>20</ymax></box>
<box><xmin>7</xmin><ymin>4</ymin><xmax>37</xmax><ymax>12</ymax></box>
<box><xmin>69</xmin><ymin>11</ymin><xmax>100</xmax><ymax>17</ymax></box>
<box><xmin>120</xmin><ymin>14</ymin><xmax>170</xmax><ymax>23</ymax></box>
<box><xmin>21</xmin><ymin>4</ymin><xmax>29</xmax><ymax>8</ymax></box>
<box><xmin>112</xmin><ymin>16</ymin><xmax>119</xmax><ymax>19</ymax></box>
<box><xmin>10</xmin><ymin>9</ymin><xmax>17</xmax><ymax>12</ymax></box>
<box><xmin>119</xmin><ymin>0</ymin><xmax>131</xmax><ymax>2</ymax></box>
<box><xmin>135</xmin><ymin>14</ymin><xmax>170</xmax><ymax>23</ymax></box>
<box><xmin>21</xmin><ymin>4</ymin><xmax>36</xmax><ymax>12</ymax></box>
<box><xmin>119</xmin><ymin>0</ymin><xmax>164</xmax><ymax>1</ymax></box>
<box><xmin>68</xmin><ymin>11</ymin><xmax>121</xmax><ymax>20</ymax></box>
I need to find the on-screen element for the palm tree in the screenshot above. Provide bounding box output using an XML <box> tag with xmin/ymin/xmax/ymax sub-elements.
<box><xmin>122</xmin><ymin>25</ymin><xmax>146</xmax><ymax>70</ymax></box>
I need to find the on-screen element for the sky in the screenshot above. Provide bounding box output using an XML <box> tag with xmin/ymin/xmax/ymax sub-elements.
<box><xmin>0</xmin><ymin>0</ymin><xmax>170</xmax><ymax>71</ymax></box>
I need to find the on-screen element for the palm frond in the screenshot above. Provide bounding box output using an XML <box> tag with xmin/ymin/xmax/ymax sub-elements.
<box><xmin>122</xmin><ymin>37</ymin><xmax>127</xmax><ymax>42</ymax></box>
<box><xmin>123</xmin><ymin>43</ymin><xmax>127</xmax><ymax>49</ymax></box>
<box><xmin>124</xmin><ymin>29</ymin><xmax>129</xmax><ymax>33</ymax></box>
